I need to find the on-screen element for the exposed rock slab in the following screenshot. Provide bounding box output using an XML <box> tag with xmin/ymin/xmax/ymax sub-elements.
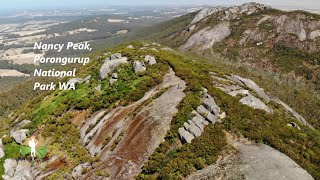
<box><xmin>180</xmin><ymin>22</ymin><xmax>231</xmax><ymax>51</ymax></box>
<box><xmin>187</xmin><ymin>142</ymin><xmax>314</xmax><ymax>180</ymax></box>
<box><xmin>83</xmin><ymin>70</ymin><xmax>184</xmax><ymax>158</ymax></box>
<box><xmin>104</xmin><ymin>70</ymin><xmax>186</xmax><ymax>179</ymax></box>
<box><xmin>80</xmin><ymin>110</ymin><xmax>107</xmax><ymax>145</ymax></box>
<box><xmin>309</xmin><ymin>30</ymin><xmax>320</xmax><ymax>40</ymax></box>
<box><xmin>231</xmin><ymin>75</ymin><xmax>270</xmax><ymax>102</ymax></box>
<box><xmin>273</xmin><ymin>98</ymin><xmax>310</xmax><ymax>127</ymax></box>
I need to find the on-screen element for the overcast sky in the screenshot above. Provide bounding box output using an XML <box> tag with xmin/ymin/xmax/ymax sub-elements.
<box><xmin>2</xmin><ymin>0</ymin><xmax>320</xmax><ymax>10</ymax></box>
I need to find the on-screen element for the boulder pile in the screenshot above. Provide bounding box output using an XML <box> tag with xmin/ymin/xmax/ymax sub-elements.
<box><xmin>179</xmin><ymin>90</ymin><xmax>225</xmax><ymax>143</ymax></box>
<box><xmin>99</xmin><ymin>53</ymin><xmax>128</xmax><ymax>79</ymax></box>
<box><xmin>2</xmin><ymin>159</ymin><xmax>38</xmax><ymax>180</ymax></box>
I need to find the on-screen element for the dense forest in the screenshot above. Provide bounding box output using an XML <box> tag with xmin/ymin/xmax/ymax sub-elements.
<box><xmin>0</xmin><ymin>60</ymin><xmax>35</xmax><ymax>74</ymax></box>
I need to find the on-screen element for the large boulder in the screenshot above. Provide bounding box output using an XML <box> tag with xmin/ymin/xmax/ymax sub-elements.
<box><xmin>180</xmin><ymin>22</ymin><xmax>231</xmax><ymax>51</ymax></box>
<box><xmin>100</xmin><ymin>57</ymin><xmax>128</xmax><ymax>79</ymax></box>
<box><xmin>197</xmin><ymin>105</ymin><xmax>210</xmax><ymax>117</ymax></box>
<box><xmin>206</xmin><ymin>113</ymin><xmax>218</xmax><ymax>124</ymax></box>
<box><xmin>84</xmin><ymin>75</ymin><xmax>92</xmax><ymax>83</ymax></box>
<box><xmin>191</xmin><ymin>111</ymin><xmax>208</xmax><ymax>125</ymax></box>
<box><xmin>67</xmin><ymin>78</ymin><xmax>83</xmax><ymax>85</ymax></box>
<box><xmin>72</xmin><ymin>162</ymin><xmax>91</xmax><ymax>178</ymax></box>
<box><xmin>94</xmin><ymin>85</ymin><xmax>101</xmax><ymax>92</ymax></box>
<box><xmin>184</xmin><ymin>122</ymin><xmax>191</xmax><ymax>130</ymax></box>
<box><xmin>240</xmin><ymin>95</ymin><xmax>273</xmax><ymax>113</ymax></box>
<box><xmin>185</xmin><ymin>121</ymin><xmax>203</xmax><ymax>137</ymax></box>
<box><xmin>203</xmin><ymin>94</ymin><xmax>220</xmax><ymax>116</ymax></box>
<box><xmin>133</xmin><ymin>61</ymin><xmax>146</xmax><ymax>73</ymax></box>
<box><xmin>109</xmin><ymin>53</ymin><xmax>122</xmax><ymax>60</ymax></box>
<box><xmin>10</xmin><ymin>129</ymin><xmax>29</xmax><ymax>144</ymax></box>
<box><xmin>3</xmin><ymin>159</ymin><xmax>17</xmax><ymax>178</ymax></box>
<box><xmin>191</xmin><ymin>118</ymin><xmax>205</xmax><ymax>131</ymax></box>
<box><xmin>11</xmin><ymin>161</ymin><xmax>33</xmax><ymax>180</ymax></box>
<box><xmin>257</xmin><ymin>15</ymin><xmax>272</xmax><ymax>26</ymax></box>
<box><xmin>9</xmin><ymin>120</ymin><xmax>30</xmax><ymax>144</ymax></box>
<box><xmin>178</xmin><ymin>128</ymin><xmax>195</xmax><ymax>143</ymax></box>
<box><xmin>3</xmin><ymin>160</ymin><xmax>33</xmax><ymax>180</ymax></box>
<box><xmin>309</xmin><ymin>30</ymin><xmax>320</xmax><ymax>40</ymax></box>
<box><xmin>187</xmin><ymin>123</ymin><xmax>203</xmax><ymax>137</ymax></box>
<box><xmin>109</xmin><ymin>73</ymin><xmax>118</xmax><ymax>85</ymax></box>
<box><xmin>144</xmin><ymin>55</ymin><xmax>157</xmax><ymax>65</ymax></box>
<box><xmin>287</xmin><ymin>122</ymin><xmax>301</xmax><ymax>130</ymax></box>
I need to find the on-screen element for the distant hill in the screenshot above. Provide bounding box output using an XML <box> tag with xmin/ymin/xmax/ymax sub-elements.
<box><xmin>124</xmin><ymin>2</ymin><xmax>320</xmax><ymax>131</ymax></box>
<box><xmin>143</xmin><ymin>3</ymin><xmax>320</xmax><ymax>85</ymax></box>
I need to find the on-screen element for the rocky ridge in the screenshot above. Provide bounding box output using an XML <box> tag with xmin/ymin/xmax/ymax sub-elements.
<box><xmin>1</xmin><ymin>42</ymin><xmax>318</xmax><ymax>179</ymax></box>
<box><xmin>211</xmin><ymin>72</ymin><xmax>310</xmax><ymax>127</ymax></box>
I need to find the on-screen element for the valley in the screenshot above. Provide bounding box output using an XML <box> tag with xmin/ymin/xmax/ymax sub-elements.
<box><xmin>0</xmin><ymin>6</ymin><xmax>199</xmax><ymax>91</ymax></box>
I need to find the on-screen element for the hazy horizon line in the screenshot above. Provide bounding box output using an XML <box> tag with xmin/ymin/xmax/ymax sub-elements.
<box><xmin>1</xmin><ymin>1</ymin><xmax>320</xmax><ymax>13</ymax></box>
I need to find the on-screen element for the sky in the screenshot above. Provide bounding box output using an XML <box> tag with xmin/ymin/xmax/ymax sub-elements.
<box><xmin>1</xmin><ymin>0</ymin><xmax>320</xmax><ymax>10</ymax></box>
